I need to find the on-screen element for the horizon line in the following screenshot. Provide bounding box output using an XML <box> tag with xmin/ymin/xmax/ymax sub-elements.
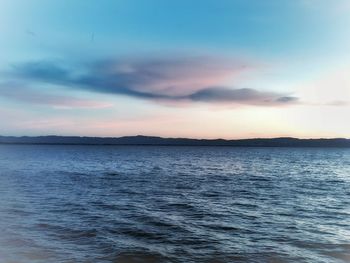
<box><xmin>0</xmin><ymin>135</ymin><xmax>349</xmax><ymax>140</ymax></box>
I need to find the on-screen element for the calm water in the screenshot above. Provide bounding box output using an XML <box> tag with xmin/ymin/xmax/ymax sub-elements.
<box><xmin>0</xmin><ymin>145</ymin><xmax>349</xmax><ymax>263</ymax></box>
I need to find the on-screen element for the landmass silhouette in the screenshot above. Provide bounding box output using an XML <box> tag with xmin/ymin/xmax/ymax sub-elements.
<box><xmin>0</xmin><ymin>135</ymin><xmax>349</xmax><ymax>147</ymax></box>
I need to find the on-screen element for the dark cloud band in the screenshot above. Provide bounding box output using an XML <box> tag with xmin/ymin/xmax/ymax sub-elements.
<box><xmin>7</xmin><ymin>56</ymin><xmax>299</xmax><ymax>106</ymax></box>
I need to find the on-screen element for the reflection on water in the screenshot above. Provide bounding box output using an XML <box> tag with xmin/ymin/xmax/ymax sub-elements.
<box><xmin>0</xmin><ymin>145</ymin><xmax>349</xmax><ymax>263</ymax></box>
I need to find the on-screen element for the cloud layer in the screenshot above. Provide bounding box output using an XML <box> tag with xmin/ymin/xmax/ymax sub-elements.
<box><xmin>6</xmin><ymin>56</ymin><xmax>299</xmax><ymax>106</ymax></box>
<box><xmin>0</xmin><ymin>82</ymin><xmax>112</xmax><ymax>109</ymax></box>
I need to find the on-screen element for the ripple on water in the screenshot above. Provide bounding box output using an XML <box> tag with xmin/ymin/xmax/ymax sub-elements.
<box><xmin>0</xmin><ymin>145</ymin><xmax>349</xmax><ymax>263</ymax></box>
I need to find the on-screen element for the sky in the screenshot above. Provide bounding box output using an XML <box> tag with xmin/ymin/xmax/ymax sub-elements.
<box><xmin>0</xmin><ymin>0</ymin><xmax>349</xmax><ymax>139</ymax></box>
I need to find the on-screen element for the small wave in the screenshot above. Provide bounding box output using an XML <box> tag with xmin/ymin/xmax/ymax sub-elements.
<box><xmin>117</xmin><ymin>227</ymin><xmax>166</xmax><ymax>242</ymax></box>
<box><xmin>202</xmin><ymin>223</ymin><xmax>240</xmax><ymax>232</ymax></box>
<box><xmin>112</xmin><ymin>251</ymin><xmax>169</xmax><ymax>263</ymax></box>
<box><xmin>36</xmin><ymin>223</ymin><xmax>98</xmax><ymax>241</ymax></box>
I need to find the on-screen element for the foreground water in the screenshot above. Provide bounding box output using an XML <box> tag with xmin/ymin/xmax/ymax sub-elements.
<box><xmin>0</xmin><ymin>145</ymin><xmax>349</xmax><ymax>263</ymax></box>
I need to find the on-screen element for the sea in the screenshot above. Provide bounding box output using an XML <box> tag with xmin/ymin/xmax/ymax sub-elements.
<box><xmin>0</xmin><ymin>145</ymin><xmax>349</xmax><ymax>263</ymax></box>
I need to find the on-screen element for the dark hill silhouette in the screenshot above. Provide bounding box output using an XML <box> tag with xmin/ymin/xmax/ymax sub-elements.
<box><xmin>0</xmin><ymin>135</ymin><xmax>349</xmax><ymax>147</ymax></box>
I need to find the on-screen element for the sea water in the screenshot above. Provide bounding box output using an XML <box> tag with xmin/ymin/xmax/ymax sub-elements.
<box><xmin>0</xmin><ymin>145</ymin><xmax>349</xmax><ymax>263</ymax></box>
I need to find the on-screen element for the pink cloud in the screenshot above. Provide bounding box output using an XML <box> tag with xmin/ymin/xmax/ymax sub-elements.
<box><xmin>9</xmin><ymin>55</ymin><xmax>298</xmax><ymax>106</ymax></box>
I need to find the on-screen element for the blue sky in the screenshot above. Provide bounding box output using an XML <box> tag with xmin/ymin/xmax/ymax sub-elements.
<box><xmin>0</xmin><ymin>0</ymin><xmax>349</xmax><ymax>138</ymax></box>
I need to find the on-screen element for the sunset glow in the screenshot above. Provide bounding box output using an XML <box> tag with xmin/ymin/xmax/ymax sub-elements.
<box><xmin>0</xmin><ymin>0</ymin><xmax>349</xmax><ymax>138</ymax></box>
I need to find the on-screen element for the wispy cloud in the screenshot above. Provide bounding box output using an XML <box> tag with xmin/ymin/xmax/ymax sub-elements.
<box><xmin>0</xmin><ymin>82</ymin><xmax>113</xmax><ymax>109</ymax></box>
<box><xmin>324</xmin><ymin>100</ymin><xmax>349</xmax><ymax>107</ymax></box>
<box><xmin>189</xmin><ymin>87</ymin><xmax>298</xmax><ymax>105</ymax></box>
<box><xmin>6</xmin><ymin>55</ymin><xmax>299</xmax><ymax>106</ymax></box>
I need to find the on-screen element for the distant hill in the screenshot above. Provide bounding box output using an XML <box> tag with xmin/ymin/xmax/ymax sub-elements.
<box><xmin>0</xmin><ymin>135</ymin><xmax>349</xmax><ymax>147</ymax></box>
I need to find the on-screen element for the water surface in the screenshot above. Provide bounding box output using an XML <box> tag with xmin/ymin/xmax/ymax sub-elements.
<box><xmin>0</xmin><ymin>145</ymin><xmax>349</xmax><ymax>262</ymax></box>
